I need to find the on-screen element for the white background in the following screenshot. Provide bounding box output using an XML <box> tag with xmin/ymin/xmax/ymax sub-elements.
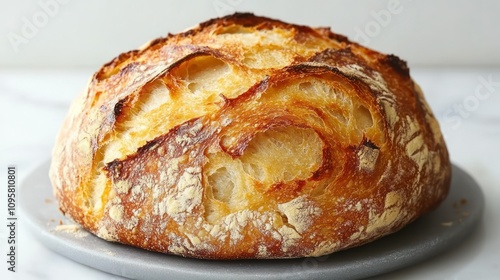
<box><xmin>1</xmin><ymin>1</ymin><xmax>500</xmax><ymax>280</ymax></box>
<box><xmin>1</xmin><ymin>0</ymin><xmax>500</xmax><ymax>67</ymax></box>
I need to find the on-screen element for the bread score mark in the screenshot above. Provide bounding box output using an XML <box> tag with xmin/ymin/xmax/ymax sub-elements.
<box><xmin>96</xmin><ymin>63</ymin><xmax>395</xmax><ymax>257</ymax></box>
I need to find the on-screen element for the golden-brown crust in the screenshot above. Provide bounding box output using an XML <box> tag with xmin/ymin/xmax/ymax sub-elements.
<box><xmin>49</xmin><ymin>13</ymin><xmax>450</xmax><ymax>259</ymax></box>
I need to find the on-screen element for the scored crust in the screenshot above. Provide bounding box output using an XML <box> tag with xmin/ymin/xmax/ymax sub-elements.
<box><xmin>49</xmin><ymin>13</ymin><xmax>451</xmax><ymax>259</ymax></box>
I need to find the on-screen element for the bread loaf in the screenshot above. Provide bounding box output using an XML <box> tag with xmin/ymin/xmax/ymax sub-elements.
<box><xmin>49</xmin><ymin>13</ymin><xmax>451</xmax><ymax>259</ymax></box>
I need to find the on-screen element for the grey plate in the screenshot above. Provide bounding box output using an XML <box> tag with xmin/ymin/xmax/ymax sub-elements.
<box><xmin>20</xmin><ymin>161</ymin><xmax>484</xmax><ymax>280</ymax></box>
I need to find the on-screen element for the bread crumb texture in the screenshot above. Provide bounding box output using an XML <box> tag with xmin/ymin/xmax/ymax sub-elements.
<box><xmin>49</xmin><ymin>13</ymin><xmax>451</xmax><ymax>259</ymax></box>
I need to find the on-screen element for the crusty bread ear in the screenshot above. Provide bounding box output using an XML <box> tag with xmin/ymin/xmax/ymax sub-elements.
<box><xmin>49</xmin><ymin>13</ymin><xmax>450</xmax><ymax>259</ymax></box>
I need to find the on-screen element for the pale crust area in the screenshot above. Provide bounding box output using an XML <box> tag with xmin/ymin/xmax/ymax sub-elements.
<box><xmin>49</xmin><ymin>13</ymin><xmax>451</xmax><ymax>259</ymax></box>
